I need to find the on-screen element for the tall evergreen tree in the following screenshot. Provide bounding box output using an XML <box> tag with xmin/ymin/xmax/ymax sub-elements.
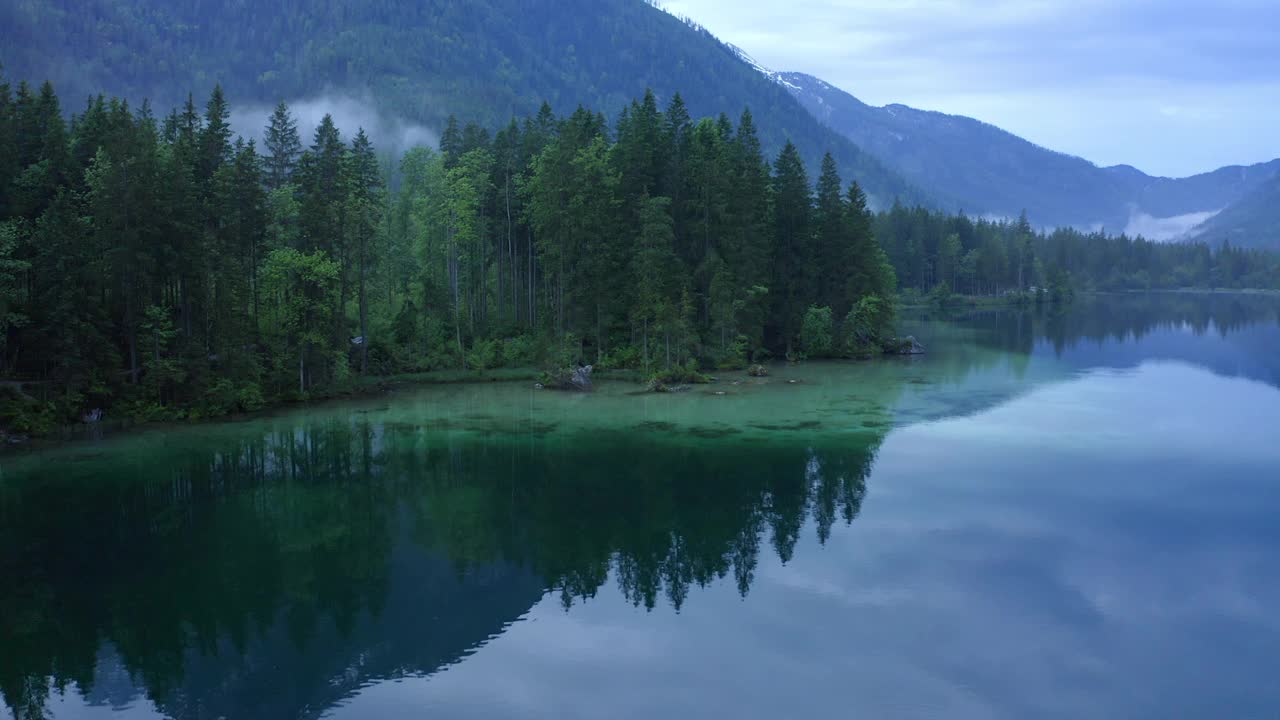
<box><xmin>263</xmin><ymin>101</ymin><xmax>302</xmax><ymax>191</ymax></box>
<box><xmin>768</xmin><ymin>141</ymin><xmax>813</xmax><ymax>354</ymax></box>
<box><xmin>345</xmin><ymin>128</ymin><xmax>383</xmax><ymax>373</ymax></box>
<box><xmin>813</xmin><ymin>152</ymin><xmax>850</xmax><ymax>315</ymax></box>
<box><xmin>724</xmin><ymin>109</ymin><xmax>772</xmax><ymax>354</ymax></box>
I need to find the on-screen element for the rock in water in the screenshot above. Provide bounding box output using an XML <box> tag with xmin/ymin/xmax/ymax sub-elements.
<box><xmin>747</xmin><ymin>364</ymin><xmax>769</xmax><ymax>377</ymax></box>
<box><xmin>570</xmin><ymin>364</ymin><xmax>594</xmax><ymax>391</ymax></box>
<box><xmin>891</xmin><ymin>336</ymin><xmax>926</xmax><ymax>355</ymax></box>
<box><xmin>542</xmin><ymin>364</ymin><xmax>594</xmax><ymax>391</ymax></box>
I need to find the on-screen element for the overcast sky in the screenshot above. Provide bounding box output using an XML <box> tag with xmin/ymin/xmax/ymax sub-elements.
<box><xmin>664</xmin><ymin>0</ymin><xmax>1279</xmax><ymax>178</ymax></box>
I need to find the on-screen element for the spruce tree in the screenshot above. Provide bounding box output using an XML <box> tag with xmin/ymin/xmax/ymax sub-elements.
<box><xmin>813</xmin><ymin>152</ymin><xmax>850</xmax><ymax>315</ymax></box>
<box><xmin>263</xmin><ymin>101</ymin><xmax>301</xmax><ymax>191</ymax></box>
<box><xmin>769</xmin><ymin>141</ymin><xmax>813</xmax><ymax>355</ymax></box>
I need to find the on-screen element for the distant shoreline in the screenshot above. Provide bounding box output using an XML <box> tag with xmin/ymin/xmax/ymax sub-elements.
<box><xmin>899</xmin><ymin>287</ymin><xmax>1280</xmax><ymax>310</ymax></box>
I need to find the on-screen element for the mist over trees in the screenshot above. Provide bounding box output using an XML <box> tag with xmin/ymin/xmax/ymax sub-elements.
<box><xmin>0</xmin><ymin>0</ymin><xmax>918</xmax><ymax>205</ymax></box>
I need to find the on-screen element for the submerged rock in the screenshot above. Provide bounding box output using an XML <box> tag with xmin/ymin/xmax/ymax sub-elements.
<box><xmin>646</xmin><ymin>379</ymin><xmax>692</xmax><ymax>393</ymax></box>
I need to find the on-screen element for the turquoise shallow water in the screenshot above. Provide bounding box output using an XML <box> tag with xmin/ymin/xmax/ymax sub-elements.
<box><xmin>3</xmin><ymin>293</ymin><xmax>1279</xmax><ymax>719</ymax></box>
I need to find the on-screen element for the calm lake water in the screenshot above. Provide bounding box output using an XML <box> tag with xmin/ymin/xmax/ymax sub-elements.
<box><xmin>3</xmin><ymin>293</ymin><xmax>1280</xmax><ymax>720</ymax></box>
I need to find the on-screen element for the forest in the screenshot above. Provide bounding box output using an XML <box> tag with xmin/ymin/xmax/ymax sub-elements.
<box><xmin>0</xmin><ymin>78</ymin><xmax>900</xmax><ymax>431</ymax></box>
<box><xmin>1</xmin><ymin>78</ymin><xmax>1277</xmax><ymax>432</ymax></box>
<box><xmin>876</xmin><ymin>204</ymin><xmax>1280</xmax><ymax>296</ymax></box>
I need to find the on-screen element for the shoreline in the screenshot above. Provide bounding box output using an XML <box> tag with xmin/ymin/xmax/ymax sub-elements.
<box><xmin>0</xmin><ymin>366</ymin><xmax>658</xmax><ymax>453</ymax></box>
<box><xmin>8</xmin><ymin>287</ymin><xmax>1277</xmax><ymax>453</ymax></box>
<box><xmin>898</xmin><ymin>286</ymin><xmax>1280</xmax><ymax>311</ymax></box>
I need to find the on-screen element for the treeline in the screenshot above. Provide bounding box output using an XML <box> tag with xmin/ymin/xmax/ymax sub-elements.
<box><xmin>0</xmin><ymin>78</ymin><xmax>896</xmax><ymax>429</ymax></box>
<box><xmin>876</xmin><ymin>204</ymin><xmax>1280</xmax><ymax>296</ymax></box>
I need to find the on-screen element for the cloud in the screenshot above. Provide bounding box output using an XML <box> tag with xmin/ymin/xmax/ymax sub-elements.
<box><xmin>229</xmin><ymin>92</ymin><xmax>438</xmax><ymax>158</ymax></box>
<box><xmin>1123</xmin><ymin>209</ymin><xmax>1221</xmax><ymax>241</ymax></box>
<box><xmin>663</xmin><ymin>0</ymin><xmax>1280</xmax><ymax>176</ymax></box>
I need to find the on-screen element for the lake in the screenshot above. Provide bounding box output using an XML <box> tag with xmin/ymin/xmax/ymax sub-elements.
<box><xmin>3</xmin><ymin>293</ymin><xmax>1279</xmax><ymax>720</ymax></box>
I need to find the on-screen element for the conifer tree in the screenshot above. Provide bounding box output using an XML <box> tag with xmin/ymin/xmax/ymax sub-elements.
<box><xmin>769</xmin><ymin>141</ymin><xmax>813</xmax><ymax>355</ymax></box>
<box><xmin>263</xmin><ymin>101</ymin><xmax>301</xmax><ymax>191</ymax></box>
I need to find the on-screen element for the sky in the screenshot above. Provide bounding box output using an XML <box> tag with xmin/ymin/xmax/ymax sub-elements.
<box><xmin>663</xmin><ymin>0</ymin><xmax>1280</xmax><ymax>178</ymax></box>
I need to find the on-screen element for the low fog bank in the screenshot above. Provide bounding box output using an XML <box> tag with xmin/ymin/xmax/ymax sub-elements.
<box><xmin>1123</xmin><ymin>209</ymin><xmax>1220</xmax><ymax>242</ymax></box>
<box><xmin>230</xmin><ymin>93</ymin><xmax>438</xmax><ymax>158</ymax></box>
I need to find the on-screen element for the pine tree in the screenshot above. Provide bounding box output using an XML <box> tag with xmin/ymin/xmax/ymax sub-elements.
<box><xmin>298</xmin><ymin>114</ymin><xmax>345</xmax><ymax>255</ymax></box>
<box><xmin>813</xmin><ymin>152</ymin><xmax>851</xmax><ymax>316</ymax></box>
<box><xmin>769</xmin><ymin>141</ymin><xmax>813</xmax><ymax>355</ymax></box>
<box><xmin>198</xmin><ymin>85</ymin><xmax>232</xmax><ymax>182</ymax></box>
<box><xmin>724</xmin><ymin>109</ymin><xmax>771</xmax><ymax>355</ymax></box>
<box><xmin>440</xmin><ymin>115</ymin><xmax>463</xmax><ymax>166</ymax></box>
<box><xmin>345</xmin><ymin>129</ymin><xmax>383</xmax><ymax>373</ymax></box>
<box><xmin>845</xmin><ymin>180</ymin><xmax>894</xmax><ymax>302</ymax></box>
<box><xmin>631</xmin><ymin>195</ymin><xmax>681</xmax><ymax>370</ymax></box>
<box><xmin>263</xmin><ymin>101</ymin><xmax>302</xmax><ymax>191</ymax></box>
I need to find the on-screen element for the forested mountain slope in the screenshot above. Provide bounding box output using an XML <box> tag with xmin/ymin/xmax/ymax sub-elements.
<box><xmin>773</xmin><ymin>70</ymin><xmax>1280</xmax><ymax>233</ymax></box>
<box><xmin>0</xmin><ymin>0</ymin><xmax>919</xmax><ymax>205</ymax></box>
<box><xmin>1191</xmin><ymin>175</ymin><xmax>1280</xmax><ymax>250</ymax></box>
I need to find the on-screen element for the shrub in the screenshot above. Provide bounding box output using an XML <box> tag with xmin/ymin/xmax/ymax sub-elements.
<box><xmin>800</xmin><ymin>305</ymin><xmax>834</xmax><ymax>359</ymax></box>
<box><xmin>648</xmin><ymin>358</ymin><xmax>711</xmax><ymax>388</ymax></box>
<box><xmin>501</xmin><ymin>335</ymin><xmax>536</xmax><ymax>367</ymax></box>
<box><xmin>118</xmin><ymin>399</ymin><xmax>184</xmax><ymax>424</ymax></box>
<box><xmin>198</xmin><ymin>378</ymin><xmax>264</xmax><ymax>417</ymax></box>
<box><xmin>843</xmin><ymin>295</ymin><xmax>895</xmax><ymax>356</ymax></box>
<box><xmin>540</xmin><ymin>332</ymin><xmax>582</xmax><ymax>371</ymax></box>
<box><xmin>421</xmin><ymin>317</ymin><xmax>461</xmax><ymax>370</ymax></box>
<box><xmin>0</xmin><ymin>386</ymin><xmax>58</xmax><ymax>436</ymax></box>
<box><xmin>927</xmin><ymin>282</ymin><xmax>953</xmax><ymax>308</ymax></box>
<box><xmin>599</xmin><ymin>345</ymin><xmax>641</xmax><ymax>370</ymax></box>
<box><xmin>467</xmin><ymin>338</ymin><xmax>501</xmax><ymax>370</ymax></box>
<box><xmin>715</xmin><ymin>334</ymin><xmax>750</xmax><ymax>370</ymax></box>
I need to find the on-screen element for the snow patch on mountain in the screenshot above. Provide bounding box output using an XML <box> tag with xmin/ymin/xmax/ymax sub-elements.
<box><xmin>726</xmin><ymin>43</ymin><xmax>774</xmax><ymax>77</ymax></box>
<box><xmin>725</xmin><ymin>43</ymin><xmax>812</xmax><ymax>92</ymax></box>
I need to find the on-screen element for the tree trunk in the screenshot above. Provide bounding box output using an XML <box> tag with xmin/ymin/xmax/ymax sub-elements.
<box><xmin>642</xmin><ymin>319</ymin><xmax>649</xmax><ymax>373</ymax></box>
<box><xmin>358</xmin><ymin>233</ymin><xmax>368</xmax><ymax>374</ymax></box>
<box><xmin>126</xmin><ymin>286</ymin><xmax>139</xmax><ymax>385</ymax></box>
<box><xmin>528</xmin><ymin>230</ymin><xmax>535</xmax><ymax>327</ymax></box>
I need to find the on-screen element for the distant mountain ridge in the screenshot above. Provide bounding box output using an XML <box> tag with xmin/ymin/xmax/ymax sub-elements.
<box><xmin>767</xmin><ymin>68</ymin><xmax>1280</xmax><ymax>238</ymax></box>
<box><xmin>725</xmin><ymin>41</ymin><xmax>1278</xmax><ymax>242</ymax></box>
<box><xmin>1189</xmin><ymin>175</ymin><xmax>1280</xmax><ymax>249</ymax></box>
<box><xmin>4</xmin><ymin>0</ymin><xmax>1275</xmax><ymax>244</ymax></box>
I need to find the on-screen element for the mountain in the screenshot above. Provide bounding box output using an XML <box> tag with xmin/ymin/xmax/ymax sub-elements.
<box><xmin>769</xmin><ymin>69</ymin><xmax>1280</xmax><ymax>235</ymax></box>
<box><xmin>1190</xmin><ymin>175</ymin><xmax>1280</xmax><ymax>250</ymax></box>
<box><xmin>0</xmin><ymin>0</ymin><xmax>920</xmax><ymax>205</ymax></box>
